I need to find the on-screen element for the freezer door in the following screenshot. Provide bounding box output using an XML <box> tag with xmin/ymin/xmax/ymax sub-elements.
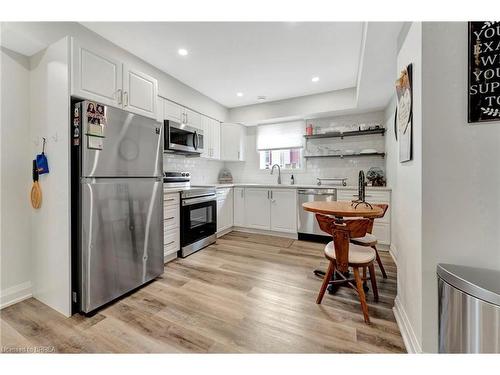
<box><xmin>81</xmin><ymin>102</ymin><xmax>162</xmax><ymax>177</ymax></box>
<box><xmin>80</xmin><ymin>177</ymin><xmax>163</xmax><ymax>313</ymax></box>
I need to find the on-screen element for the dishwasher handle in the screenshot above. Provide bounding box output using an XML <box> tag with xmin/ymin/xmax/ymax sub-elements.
<box><xmin>298</xmin><ymin>189</ymin><xmax>337</xmax><ymax>196</ymax></box>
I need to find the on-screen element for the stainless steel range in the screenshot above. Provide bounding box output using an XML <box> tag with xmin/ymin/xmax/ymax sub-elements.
<box><xmin>163</xmin><ymin>172</ymin><xmax>217</xmax><ymax>258</ymax></box>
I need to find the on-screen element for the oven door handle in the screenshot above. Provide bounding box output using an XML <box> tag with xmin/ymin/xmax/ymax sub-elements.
<box><xmin>182</xmin><ymin>195</ymin><xmax>216</xmax><ymax>206</ymax></box>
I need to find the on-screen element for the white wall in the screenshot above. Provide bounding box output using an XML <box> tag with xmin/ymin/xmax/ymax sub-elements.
<box><xmin>226</xmin><ymin>110</ymin><xmax>386</xmax><ymax>186</ymax></box>
<box><xmin>420</xmin><ymin>22</ymin><xmax>500</xmax><ymax>352</ymax></box>
<box><xmin>228</xmin><ymin>88</ymin><xmax>357</xmax><ymax>125</ymax></box>
<box><xmin>29</xmin><ymin>38</ymin><xmax>72</xmax><ymax>316</ymax></box>
<box><xmin>0</xmin><ymin>47</ymin><xmax>33</xmax><ymax>308</ymax></box>
<box><xmin>386</xmin><ymin>22</ymin><xmax>423</xmax><ymax>353</ymax></box>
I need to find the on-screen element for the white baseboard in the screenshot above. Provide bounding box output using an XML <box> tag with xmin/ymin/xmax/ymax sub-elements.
<box><xmin>389</xmin><ymin>243</ymin><xmax>398</xmax><ymax>266</ymax></box>
<box><xmin>231</xmin><ymin>226</ymin><xmax>298</xmax><ymax>239</ymax></box>
<box><xmin>216</xmin><ymin>227</ymin><xmax>233</xmax><ymax>238</ymax></box>
<box><xmin>0</xmin><ymin>281</ymin><xmax>32</xmax><ymax>309</ymax></box>
<box><xmin>393</xmin><ymin>296</ymin><xmax>422</xmax><ymax>353</ymax></box>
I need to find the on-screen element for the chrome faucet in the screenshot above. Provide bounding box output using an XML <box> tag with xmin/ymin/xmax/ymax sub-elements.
<box><xmin>270</xmin><ymin>164</ymin><xmax>281</xmax><ymax>184</ymax></box>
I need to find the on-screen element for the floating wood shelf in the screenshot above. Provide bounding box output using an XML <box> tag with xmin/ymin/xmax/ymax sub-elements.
<box><xmin>303</xmin><ymin>152</ymin><xmax>385</xmax><ymax>159</ymax></box>
<box><xmin>304</xmin><ymin>128</ymin><xmax>386</xmax><ymax>139</ymax></box>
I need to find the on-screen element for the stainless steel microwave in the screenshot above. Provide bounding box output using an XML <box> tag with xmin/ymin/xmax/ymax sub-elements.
<box><xmin>164</xmin><ymin>120</ymin><xmax>204</xmax><ymax>155</ymax></box>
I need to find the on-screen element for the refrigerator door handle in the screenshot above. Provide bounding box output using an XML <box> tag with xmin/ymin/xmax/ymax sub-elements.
<box><xmin>117</xmin><ymin>89</ymin><xmax>122</xmax><ymax>105</ymax></box>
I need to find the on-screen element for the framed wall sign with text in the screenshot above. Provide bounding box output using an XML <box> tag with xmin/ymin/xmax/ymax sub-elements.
<box><xmin>468</xmin><ymin>21</ymin><xmax>500</xmax><ymax>123</ymax></box>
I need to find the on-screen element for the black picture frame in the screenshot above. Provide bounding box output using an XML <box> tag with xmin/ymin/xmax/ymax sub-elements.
<box><xmin>468</xmin><ymin>21</ymin><xmax>500</xmax><ymax>123</ymax></box>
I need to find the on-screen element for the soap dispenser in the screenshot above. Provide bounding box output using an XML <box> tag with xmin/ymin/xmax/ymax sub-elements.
<box><xmin>290</xmin><ymin>174</ymin><xmax>295</xmax><ymax>185</ymax></box>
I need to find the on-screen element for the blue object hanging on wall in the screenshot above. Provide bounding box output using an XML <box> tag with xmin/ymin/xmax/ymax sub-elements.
<box><xmin>36</xmin><ymin>137</ymin><xmax>49</xmax><ymax>175</ymax></box>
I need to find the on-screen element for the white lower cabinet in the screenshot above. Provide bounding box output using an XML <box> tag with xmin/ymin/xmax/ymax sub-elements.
<box><xmin>270</xmin><ymin>189</ymin><xmax>297</xmax><ymax>233</ymax></box>
<box><xmin>233</xmin><ymin>188</ymin><xmax>245</xmax><ymax>226</ymax></box>
<box><xmin>217</xmin><ymin>188</ymin><xmax>233</xmax><ymax>233</ymax></box>
<box><xmin>244</xmin><ymin>188</ymin><xmax>271</xmax><ymax>230</ymax></box>
<box><xmin>163</xmin><ymin>192</ymin><xmax>180</xmax><ymax>262</ymax></box>
<box><xmin>241</xmin><ymin>188</ymin><xmax>297</xmax><ymax>234</ymax></box>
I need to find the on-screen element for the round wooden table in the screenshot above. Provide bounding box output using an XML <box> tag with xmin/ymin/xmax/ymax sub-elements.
<box><xmin>302</xmin><ymin>200</ymin><xmax>383</xmax><ymax>219</ymax></box>
<box><xmin>302</xmin><ymin>200</ymin><xmax>383</xmax><ymax>286</ymax></box>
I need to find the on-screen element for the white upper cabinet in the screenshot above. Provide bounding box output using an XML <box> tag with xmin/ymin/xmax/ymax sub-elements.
<box><xmin>184</xmin><ymin>108</ymin><xmax>201</xmax><ymax>130</ymax></box>
<box><xmin>156</xmin><ymin>97</ymin><xmax>164</xmax><ymax>123</ymax></box>
<box><xmin>71</xmin><ymin>39</ymin><xmax>122</xmax><ymax>107</ymax></box>
<box><xmin>201</xmin><ymin>117</ymin><xmax>221</xmax><ymax>160</ymax></box>
<box><xmin>123</xmin><ymin>65</ymin><xmax>158</xmax><ymax>119</ymax></box>
<box><xmin>163</xmin><ymin>99</ymin><xmax>183</xmax><ymax>122</ymax></box>
<box><xmin>244</xmin><ymin>188</ymin><xmax>271</xmax><ymax>230</ymax></box>
<box><xmin>270</xmin><ymin>189</ymin><xmax>297</xmax><ymax>233</ymax></box>
<box><xmin>221</xmin><ymin>123</ymin><xmax>246</xmax><ymax>161</ymax></box>
<box><xmin>71</xmin><ymin>38</ymin><xmax>158</xmax><ymax>119</ymax></box>
<box><xmin>162</xmin><ymin>99</ymin><xmax>201</xmax><ymax>130</ymax></box>
<box><xmin>211</xmin><ymin>119</ymin><xmax>221</xmax><ymax>160</ymax></box>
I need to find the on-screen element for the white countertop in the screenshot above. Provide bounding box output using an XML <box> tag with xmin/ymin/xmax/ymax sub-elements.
<box><xmin>164</xmin><ymin>183</ymin><xmax>391</xmax><ymax>193</ymax></box>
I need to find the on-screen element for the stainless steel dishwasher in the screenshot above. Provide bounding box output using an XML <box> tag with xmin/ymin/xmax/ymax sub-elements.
<box><xmin>297</xmin><ymin>188</ymin><xmax>336</xmax><ymax>241</ymax></box>
<box><xmin>438</xmin><ymin>263</ymin><xmax>500</xmax><ymax>353</ymax></box>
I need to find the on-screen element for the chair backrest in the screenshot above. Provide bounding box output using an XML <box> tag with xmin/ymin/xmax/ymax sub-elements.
<box><xmin>366</xmin><ymin>203</ymin><xmax>389</xmax><ymax>233</ymax></box>
<box><xmin>315</xmin><ymin>214</ymin><xmax>370</xmax><ymax>272</ymax></box>
<box><xmin>373</xmin><ymin>203</ymin><xmax>389</xmax><ymax>219</ymax></box>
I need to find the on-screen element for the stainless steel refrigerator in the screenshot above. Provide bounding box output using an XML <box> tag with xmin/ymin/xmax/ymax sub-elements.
<box><xmin>71</xmin><ymin>100</ymin><xmax>163</xmax><ymax>314</ymax></box>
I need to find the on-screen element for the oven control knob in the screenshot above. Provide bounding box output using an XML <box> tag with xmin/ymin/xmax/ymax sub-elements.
<box><xmin>185</xmin><ymin>172</ymin><xmax>190</xmax><ymax>178</ymax></box>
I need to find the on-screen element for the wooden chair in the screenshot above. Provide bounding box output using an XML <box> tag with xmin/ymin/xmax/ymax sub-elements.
<box><xmin>315</xmin><ymin>214</ymin><xmax>379</xmax><ymax>324</ymax></box>
<box><xmin>350</xmin><ymin>203</ymin><xmax>389</xmax><ymax>279</ymax></box>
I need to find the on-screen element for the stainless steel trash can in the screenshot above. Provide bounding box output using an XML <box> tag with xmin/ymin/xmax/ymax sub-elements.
<box><xmin>438</xmin><ymin>263</ymin><xmax>500</xmax><ymax>353</ymax></box>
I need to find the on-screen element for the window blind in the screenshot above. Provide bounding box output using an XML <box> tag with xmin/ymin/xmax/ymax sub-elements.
<box><xmin>256</xmin><ymin>120</ymin><xmax>305</xmax><ymax>151</ymax></box>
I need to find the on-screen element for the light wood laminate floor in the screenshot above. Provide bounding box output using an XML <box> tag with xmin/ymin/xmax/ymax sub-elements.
<box><xmin>0</xmin><ymin>231</ymin><xmax>405</xmax><ymax>353</ymax></box>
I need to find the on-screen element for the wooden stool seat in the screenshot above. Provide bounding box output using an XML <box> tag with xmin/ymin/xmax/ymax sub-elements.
<box><xmin>324</xmin><ymin>241</ymin><xmax>376</xmax><ymax>264</ymax></box>
<box><xmin>350</xmin><ymin>233</ymin><xmax>377</xmax><ymax>246</ymax></box>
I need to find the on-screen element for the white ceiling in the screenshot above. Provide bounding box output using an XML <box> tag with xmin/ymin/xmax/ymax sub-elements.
<box><xmin>80</xmin><ymin>22</ymin><xmax>364</xmax><ymax>108</ymax></box>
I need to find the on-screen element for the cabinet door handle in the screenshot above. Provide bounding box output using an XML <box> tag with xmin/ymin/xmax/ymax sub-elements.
<box><xmin>165</xmin><ymin>198</ymin><xmax>175</xmax><ymax>201</ymax></box>
<box><xmin>123</xmin><ymin>91</ymin><xmax>129</xmax><ymax>106</ymax></box>
<box><xmin>165</xmin><ymin>216</ymin><xmax>175</xmax><ymax>220</ymax></box>
<box><xmin>165</xmin><ymin>240</ymin><xmax>175</xmax><ymax>246</ymax></box>
<box><xmin>267</xmin><ymin>190</ymin><xmax>270</xmax><ymax>199</ymax></box>
<box><xmin>117</xmin><ymin>89</ymin><xmax>122</xmax><ymax>105</ymax></box>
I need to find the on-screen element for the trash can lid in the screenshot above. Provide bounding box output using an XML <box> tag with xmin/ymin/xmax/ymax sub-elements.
<box><xmin>437</xmin><ymin>264</ymin><xmax>500</xmax><ymax>306</ymax></box>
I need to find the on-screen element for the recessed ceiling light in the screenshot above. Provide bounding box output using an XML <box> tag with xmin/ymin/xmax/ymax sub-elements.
<box><xmin>178</xmin><ymin>48</ymin><xmax>188</xmax><ymax>56</ymax></box>
<box><xmin>236</xmin><ymin>92</ymin><xmax>243</xmax><ymax>97</ymax></box>
<box><xmin>257</xmin><ymin>96</ymin><xmax>267</xmax><ymax>101</ymax></box>
<box><xmin>311</xmin><ymin>76</ymin><xmax>320</xmax><ymax>82</ymax></box>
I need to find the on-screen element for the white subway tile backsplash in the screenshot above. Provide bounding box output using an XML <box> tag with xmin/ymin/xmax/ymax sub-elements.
<box><xmin>163</xmin><ymin>154</ymin><xmax>224</xmax><ymax>184</ymax></box>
